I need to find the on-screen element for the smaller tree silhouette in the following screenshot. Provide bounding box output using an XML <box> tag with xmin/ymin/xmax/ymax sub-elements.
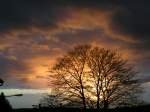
<box><xmin>0</xmin><ymin>78</ymin><xmax>12</xmax><ymax>112</ymax></box>
<box><xmin>40</xmin><ymin>94</ymin><xmax>62</xmax><ymax>108</ymax></box>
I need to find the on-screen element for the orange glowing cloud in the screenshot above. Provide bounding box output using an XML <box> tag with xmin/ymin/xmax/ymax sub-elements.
<box><xmin>0</xmin><ymin>7</ymin><xmax>145</xmax><ymax>88</ymax></box>
<box><xmin>56</xmin><ymin>8</ymin><xmax>138</xmax><ymax>43</ymax></box>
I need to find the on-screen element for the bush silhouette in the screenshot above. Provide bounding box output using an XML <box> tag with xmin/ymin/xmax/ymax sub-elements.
<box><xmin>0</xmin><ymin>78</ymin><xmax>12</xmax><ymax>112</ymax></box>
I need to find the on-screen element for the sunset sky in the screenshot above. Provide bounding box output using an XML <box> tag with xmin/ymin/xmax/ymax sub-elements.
<box><xmin>0</xmin><ymin>0</ymin><xmax>150</xmax><ymax>108</ymax></box>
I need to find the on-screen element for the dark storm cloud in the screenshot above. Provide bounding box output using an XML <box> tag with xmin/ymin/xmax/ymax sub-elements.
<box><xmin>110</xmin><ymin>1</ymin><xmax>150</xmax><ymax>59</ymax></box>
<box><xmin>0</xmin><ymin>0</ymin><xmax>108</xmax><ymax>31</ymax></box>
<box><xmin>55</xmin><ymin>28</ymin><xmax>103</xmax><ymax>44</ymax></box>
<box><xmin>0</xmin><ymin>54</ymin><xmax>31</xmax><ymax>78</ymax></box>
<box><xmin>0</xmin><ymin>0</ymin><xmax>149</xmax><ymax>88</ymax></box>
<box><xmin>112</xmin><ymin>0</ymin><xmax>150</xmax><ymax>38</ymax></box>
<box><xmin>0</xmin><ymin>0</ymin><xmax>66</xmax><ymax>32</ymax></box>
<box><xmin>0</xmin><ymin>0</ymin><xmax>149</xmax><ymax>40</ymax></box>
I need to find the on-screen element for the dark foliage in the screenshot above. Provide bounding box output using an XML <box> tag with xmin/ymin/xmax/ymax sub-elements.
<box><xmin>0</xmin><ymin>93</ymin><xmax>12</xmax><ymax>112</ymax></box>
<box><xmin>0</xmin><ymin>78</ymin><xmax>12</xmax><ymax>112</ymax></box>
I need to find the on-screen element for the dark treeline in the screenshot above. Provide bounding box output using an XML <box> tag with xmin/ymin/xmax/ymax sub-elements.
<box><xmin>13</xmin><ymin>105</ymin><xmax>150</xmax><ymax>112</ymax></box>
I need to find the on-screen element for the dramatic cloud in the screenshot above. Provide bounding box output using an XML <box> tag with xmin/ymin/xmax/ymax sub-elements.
<box><xmin>0</xmin><ymin>0</ymin><xmax>149</xmax><ymax>88</ymax></box>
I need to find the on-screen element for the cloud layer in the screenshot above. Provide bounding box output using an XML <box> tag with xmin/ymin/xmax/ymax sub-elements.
<box><xmin>0</xmin><ymin>0</ymin><xmax>150</xmax><ymax>88</ymax></box>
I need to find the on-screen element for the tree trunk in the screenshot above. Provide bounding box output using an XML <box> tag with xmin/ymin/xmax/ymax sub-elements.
<box><xmin>81</xmin><ymin>87</ymin><xmax>86</xmax><ymax>109</ymax></box>
<box><xmin>81</xmin><ymin>85</ymin><xmax>86</xmax><ymax>109</ymax></box>
<box><xmin>97</xmin><ymin>95</ymin><xmax>100</xmax><ymax>109</ymax></box>
<box><xmin>82</xmin><ymin>96</ymin><xmax>86</xmax><ymax>109</ymax></box>
<box><xmin>80</xmin><ymin>77</ymin><xmax>86</xmax><ymax>109</ymax></box>
<box><xmin>103</xmin><ymin>101</ymin><xmax>108</xmax><ymax>112</ymax></box>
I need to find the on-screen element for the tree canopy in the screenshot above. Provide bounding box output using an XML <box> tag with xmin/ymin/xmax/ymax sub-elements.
<box><xmin>50</xmin><ymin>44</ymin><xmax>142</xmax><ymax>109</ymax></box>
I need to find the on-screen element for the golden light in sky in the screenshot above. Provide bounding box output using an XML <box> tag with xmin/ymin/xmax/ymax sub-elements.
<box><xmin>0</xmin><ymin>1</ymin><xmax>149</xmax><ymax>90</ymax></box>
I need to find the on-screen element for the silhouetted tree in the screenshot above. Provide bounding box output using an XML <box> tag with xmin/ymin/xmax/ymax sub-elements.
<box><xmin>40</xmin><ymin>93</ymin><xmax>62</xmax><ymax>108</ymax></box>
<box><xmin>87</xmin><ymin>47</ymin><xmax>142</xmax><ymax>110</ymax></box>
<box><xmin>0</xmin><ymin>78</ymin><xmax>12</xmax><ymax>112</ymax></box>
<box><xmin>50</xmin><ymin>44</ymin><xmax>142</xmax><ymax>110</ymax></box>
<box><xmin>50</xmin><ymin>45</ymin><xmax>91</xmax><ymax>109</ymax></box>
<box><xmin>0</xmin><ymin>92</ymin><xmax>12</xmax><ymax>112</ymax></box>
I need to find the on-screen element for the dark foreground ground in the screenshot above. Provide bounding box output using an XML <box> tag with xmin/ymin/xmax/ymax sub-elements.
<box><xmin>13</xmin><ymin>105</ymin><xmax>150</xmax><ymax>112</ymax></box>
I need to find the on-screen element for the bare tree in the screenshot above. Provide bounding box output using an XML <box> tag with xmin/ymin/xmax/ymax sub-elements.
<box><xmin>50</xmin><ymin>44</ymin><xmax>142</xmax><ymax>110</ymax></box>
<box><xmin>50</xmin><ymin>45</ymin><xmax>91</xmax><ymax>109</ymax></box>
<box><xmin>87</xmin><ymin>47</ymin><xmax>142</xmax><ymax>110</ymax></box>
<box><xmin>40</xmin><ymin>94</ymin><xmax>62</xmax><ymax>108</ymax></box>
